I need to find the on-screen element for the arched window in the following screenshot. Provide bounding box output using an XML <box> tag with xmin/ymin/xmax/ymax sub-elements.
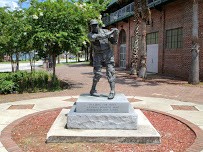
<box><xmin>119</xmin><ymin>29</ymin><xmax>126</xmax><ymax>44</ymax></box>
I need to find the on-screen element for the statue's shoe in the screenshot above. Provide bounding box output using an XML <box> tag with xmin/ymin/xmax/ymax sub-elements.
<box><xmin>108</xmin><ymin>92</ymin><xmax>115</xmax><ymax>99</ymax></box>
<box><xmin>90</xmin><ymin>90</ymin><xmax>100</xmax><ymax>97</ymax></box>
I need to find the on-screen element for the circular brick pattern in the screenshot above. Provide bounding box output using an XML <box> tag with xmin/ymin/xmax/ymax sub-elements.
<box><xmin>0</xmin><ymin>107</ymin><xmax>202</xmax><ymax>151</ymax></box>
<box><xmin>138</xmin><ymin>108</ymin><xmax>203</xmax><ymax>152</ymax></box>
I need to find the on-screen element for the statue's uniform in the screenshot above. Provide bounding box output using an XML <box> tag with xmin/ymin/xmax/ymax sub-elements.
<box><xmin>88</xmin><ymin>29</ymin><xmax>116</xmax><ymax>83</ymax></box>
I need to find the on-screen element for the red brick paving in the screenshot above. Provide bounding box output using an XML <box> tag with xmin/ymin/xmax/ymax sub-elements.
<box><xmin>171</xmin><ymin>105</ymin><xmax>199</xmax><ymax>111</ymax></box>
<box><xmin>1</xmin><ymin>107</ymin><xmax>203</xmax><ymax>152</ymax></box>
<box><xmin>7</xmin><ymin>104</ymin><xmax>35</xmax><ymax>110</ymax></box>
<box><xmin>0</xmin><ymin>63</ymin><xmax>203</xmax><ymax>151</ymax></box>
<box><xmin>1</xmin><ymin>108</ymin><xmax>64</xmax><ymax>152</ymax></box>
<box><xmin>63</xmin><ymin>98</ymin><xmax>78</xmax><ymax>102</ymax></box>
<box><xmin>127</xmin><ymin>98</ymin><xmax>142</xmax><ymax>102</ymax></box>
<box><xmin>139</xmin><ymin>108</ymin><xmax>203</xmax><ymax>152</ymax></box>
<box><xmin>0</xmin><ymin>63</ymin><xmax>202</xmax><ymax>104</ymax></box>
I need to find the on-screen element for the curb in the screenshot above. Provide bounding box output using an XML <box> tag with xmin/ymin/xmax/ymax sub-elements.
<box><xmin>0</xmin><ymin>107</ymin><xmax>66</xmax><ymax>152</ymax></box>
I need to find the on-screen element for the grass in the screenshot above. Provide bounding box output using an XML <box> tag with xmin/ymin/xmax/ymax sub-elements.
<box><xmin>0</xmin><ymin>60</ymin><xmax>31</xmax><ymax>64</ymax></box>
<box><xmin>56</xmin><ymin>61</ymin><xmax>90</xmax><ymax>67</ymax></box>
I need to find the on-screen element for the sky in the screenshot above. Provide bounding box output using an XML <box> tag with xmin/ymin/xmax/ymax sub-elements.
<box><xmin>0</xmin><ymin>0</ymin><xmax>45</xmax><ymax>10</ymax></box>
<box><xmin>0</xmin><ymin>0</ymin><xmax>21</xmax><ymax>10</ymax></box>
<box><xmin>0</xmin><ymin>0</ymin><xmax>69</xmax><ymax>10</ymax></box>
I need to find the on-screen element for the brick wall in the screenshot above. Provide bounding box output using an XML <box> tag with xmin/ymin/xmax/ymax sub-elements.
<box><xmin>163</xmin><ymin>0</ymin><xmax>192</xmax><ymax>79</ymax></box>
<box><xmin>109</xmin><ymin>20</ymin><xmax>131</xmax><ymax>68</ymax></box>
<box><xmin>109</xmin><ymin>0</ymin><xmax>203</xmax><ymax>80</ymax></box>
<box><xmin>161</xmin><ymin>0</ymin><xmax>203</xmax><ymax>80</ymax></box>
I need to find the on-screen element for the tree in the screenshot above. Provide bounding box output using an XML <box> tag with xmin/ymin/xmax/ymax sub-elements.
<box><xmin>130</xmin><ymin>0</ymin><xmax>140</xmax><ymax>75</ymax></box>
<box><xmin>0</xmin><ymin>8</ymin><xmax>27</xmax><ymax>72</ymax></box>
<box><xmin>29</xmin><ymin>0</ymin><xmax>83</xmax><ymax>78</ymax></box>
<box><xmin>131</xmin><ymin>0</ymin><xmax>151</xmax><ymax>78</ymax></box>
<box><xmin>0</xmin><ymin>8</ymin><xmax>7</xmax><ymax>62</ymax></box>
<box><xmin>20</xmin><ymin>0</ymin><xmax>104</xmax><ymax>79</ymax></box>
<box><xmin>189</xmin><ymin>0</ymin><xmax>200</xmax><ymax>84</ymax></box>
<box><xmin>138</xmin><ymin>1</ymin><xmax>151</xmax><ymax>78</ymax></box>
<box><xmin>85</xmin><ymin>0</ymin><xmax>111</xmax><ymax>65</ymax></box>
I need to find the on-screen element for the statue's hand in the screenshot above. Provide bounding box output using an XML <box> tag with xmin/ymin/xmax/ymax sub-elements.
<box><xmin>112</xmin><ymin>28</ymin><xmax>119</xmax><ymax>32</ymax></box>
<box><xmin>109</xmin><ymin>28</ymin><xmax>118</xmax><ymax>38</ymax></box>
<box><xmin>111</xmin><ymin>28</ymin><xmax>117</xmax><ymax>31</ymax></box>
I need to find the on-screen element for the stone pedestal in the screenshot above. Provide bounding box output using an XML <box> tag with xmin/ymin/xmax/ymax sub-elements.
<box><xmin>46</xmin><ymin>94</ymin><xmax>161</xmax><ymax>144</ymax></box>
<box><xmin>67</xmin><ymin>94</ymin><xmax>138</xmax><ymax>130</ymax></box>
<box><xmin>76</xmin><ymin>94</ymin><xmax>129</xmax><ymax>113</ymax></box>
<box><xmin>46</xmin><ymin>109</ymin><xmax>161</xmax><ymax>144</ymax></box>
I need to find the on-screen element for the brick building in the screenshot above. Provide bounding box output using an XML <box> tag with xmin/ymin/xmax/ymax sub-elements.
<box><xmin>102</xmin><ymin>0</ymin><xmax>203</xmax><ymax>80</ymax></box>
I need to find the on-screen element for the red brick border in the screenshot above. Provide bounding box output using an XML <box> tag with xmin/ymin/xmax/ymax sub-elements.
<box><xmin>0</xmin><ymin>107</ymin><xmax>69</xmax><ymax>152</ymax></box>
<box><xmin>7</xmin><ymin>104</ymin><xmax>35</xmax><ymax>110</ymax></box>
<box><xmin>171</xmin><ymin>105</ymin><xmax>199</xmax><ymax>111</ymax></box>
<box><xmin>1</xmin><ymin>107</ymin><xmax>203</xmax><ymax>152</ymax></box>
<box><xmin>136</xmin><ymin>108</ymin><xmax>203</xmax><ymax>152</ymax></box>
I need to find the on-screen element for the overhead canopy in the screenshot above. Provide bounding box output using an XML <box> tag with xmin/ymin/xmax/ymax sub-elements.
<box><xmin>107</xmin><ymin>0</ymin><xmax>118</xmax><ymax>8</ymax></box>
<box><xmin>107</xmin><ymin>0</ymin><xmax>172</xmax><ymax>9</ymax></box>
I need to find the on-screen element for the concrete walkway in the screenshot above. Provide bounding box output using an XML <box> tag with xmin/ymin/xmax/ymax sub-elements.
<box><xmin>0</xmin><ymin>95</ymin><xmax>203</xmax><ymax>151</ymax></box>
<box><xmin>0</xmin><ymin>64</ymin><xmax>203</xmax><ymax>151</ymax></box>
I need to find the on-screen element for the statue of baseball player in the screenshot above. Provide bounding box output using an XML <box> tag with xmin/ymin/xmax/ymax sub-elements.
<box><xmin>88</xmin><ymin>19</ymin><xmax>119</xmax><ymax>99</ymax></box>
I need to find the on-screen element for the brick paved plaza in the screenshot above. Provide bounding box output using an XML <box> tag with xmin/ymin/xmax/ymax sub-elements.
<box><xmin>0</xmin><ymin>63</ymin><xmax>202</xmax><ymax>104</ymax></box>
<box><xmin>0</xmin><ymin>63</ymin><xmax>203</xmax><ymax>152</ymax></box>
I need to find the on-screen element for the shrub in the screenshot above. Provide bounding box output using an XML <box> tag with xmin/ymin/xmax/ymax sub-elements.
<box><xmin>49</xmin><ymin>76</ymin><xmax>61</xmax><ymax>91</ymax></box>
<box><xmin>0</xmin><ymin>73</ymin><xmax>10</xmax><ymax>82</ymax></box>
<box><xmin>0</xmin><ymin>80</ymin><xmax>16</xmax><ymax>94</ymax></box>
<box><xmin>0</xmin><ymin>71</ymin><xmax>63</xmax><ymax>94</ymax></box>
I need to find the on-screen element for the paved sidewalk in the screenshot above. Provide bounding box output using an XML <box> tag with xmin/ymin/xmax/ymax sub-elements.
<box><xmin>0</xmin><ymin>63</ymin><xmax>202</xmax><ymax>104</ymax></box>
<box><xmin>0</xmin><ymin>96</ymin><xmax>203</xmax><ymax>151</ymax></box>
<box><xmin>0</xmin><ymin>63</ymin><xmax>203</xmax><ymax>151</ymax></box>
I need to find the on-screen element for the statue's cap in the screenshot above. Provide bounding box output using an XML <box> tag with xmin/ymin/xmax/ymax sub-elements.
<box><xmin>90</xmin><ymin>19</ymin><xmax>98</xmax><ymax>25</ymax></box>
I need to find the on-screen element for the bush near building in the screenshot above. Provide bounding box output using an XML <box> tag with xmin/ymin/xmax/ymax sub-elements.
<box><xmin>0</xmin><ymin>71</ymin><xmax>64</xmax><ymax>94</ymax></box>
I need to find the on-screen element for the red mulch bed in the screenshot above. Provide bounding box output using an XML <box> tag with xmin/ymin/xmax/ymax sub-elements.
<box><xmin>11</xmin><ymin>109</ymin><xmax>195</xmax><ymax>152</ymax></box>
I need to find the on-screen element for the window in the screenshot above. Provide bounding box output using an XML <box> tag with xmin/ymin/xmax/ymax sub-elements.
<box><xmin>119</xmin><ymin>29</ymin><xmax>126</xmax><ymax>44</ymax></box>
<box><xmin>147</xmin><ymin>32</ymin><xmax>158</xmax><ymax>45</ymax></box>
<box><xmin>166</xmin><ymin>28</ymin><xmax>183</xmax><ymax>49</ymax></box>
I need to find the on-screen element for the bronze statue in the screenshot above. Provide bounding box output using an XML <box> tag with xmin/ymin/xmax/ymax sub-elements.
<box><xmin>88</xmin><ymin>19</ymin><xmax>119</xmax><ymax>99</ymax></box>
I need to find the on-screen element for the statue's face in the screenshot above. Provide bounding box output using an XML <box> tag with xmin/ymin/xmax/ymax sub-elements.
<box><xmin>91</xmin><ymin>24</ymin><xmax>99</xmax><ymax>33</ymax></box>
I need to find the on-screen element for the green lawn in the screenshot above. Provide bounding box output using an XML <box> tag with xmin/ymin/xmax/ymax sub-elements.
<box><xmin>0</xmin><ymin>60</ymin><xmax>31</xmax><ymax>64</ymax></box>
<box><xmin>56</xmin><ymin>61</ymin><xmax>90</xmax><ymax>67</ymax></box>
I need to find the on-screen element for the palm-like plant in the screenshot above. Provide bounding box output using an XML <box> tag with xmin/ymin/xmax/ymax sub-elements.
<box><xmin>131</xmin><ymin>0</ymin><xmax>151</xmax><ymax>78</ymax></box>
<box><xmin>189</xmin><ymin>0</ymin><xmax>200</xmax><ymax>84</ymax></box>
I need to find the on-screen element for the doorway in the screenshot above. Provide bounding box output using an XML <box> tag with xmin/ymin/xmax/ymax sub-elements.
<box><xmin>146</xmin><ymin>44</ymin><xmax>158</xmax><ymax>73</ymax></box>
<box><xmin>119</xmin><ymin>29</ymin><xmax>126</xmax><ymax>69</ymax></box>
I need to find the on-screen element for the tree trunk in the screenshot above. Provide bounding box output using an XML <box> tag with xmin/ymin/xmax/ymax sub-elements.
<box><xmin>52</xmin><ymin>54</ymin><xmax>57</xmax><ymax>81</ymax></box>
<box><xmin>16</xmin><ymin>53</ymin><xmax>19</xmax><ymax>71</ymax></box>
<box><xmin>85</xmin><ymin>47</ymin><xmax>87</xmax><ymax>61</ymax></box>
<box><xmin>10</xmin><ymin>54</ymin><xmax>15</xmax><ymax>72</ymax></box>
<box><xmin>189</xmin><ymin>0</ymin><xmax>199</xmax><ymax>84</ymax></box>
<box><xmin>77</xmin><ymin>53</ymin><xmax>80</xmax><ymax>62</ymax></box>
<box><xmin>29</xmin><ymin>52</ymin><xmax>33</xmax><ymax>72</ymax></box>
<box><xmin>86</xmin><ymin>47</ymin><xmax>89</xmax><ymax>61</ymax></box>
<box><xmin>66</xmin><ymin>54</ymin><xmax>68</xmax><ymax>63</ymax></box>
<box><xmin>33</xmin><ymin>50</ymin><xmax>35</xmax><ymax>71</ymax></box>
<box><xmin>130</xmin><ymin>0</ymin><xmax>140</xmax><ymax>75</ymax></box>
<box><xmin>57</xmin><ymin>55</ymin><xmax>60</xmax><ymax>64</ymax></box>
<box><xmin>138</xmin><ymin>20</ymin><xmax>147</xmax><ymax>78</ymax></box>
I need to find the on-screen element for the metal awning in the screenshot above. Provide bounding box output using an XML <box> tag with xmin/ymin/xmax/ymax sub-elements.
<box><xmin>107</xmin><ymin>0</ymin><xmax>118</xmax><ymax>8</ymax></box>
